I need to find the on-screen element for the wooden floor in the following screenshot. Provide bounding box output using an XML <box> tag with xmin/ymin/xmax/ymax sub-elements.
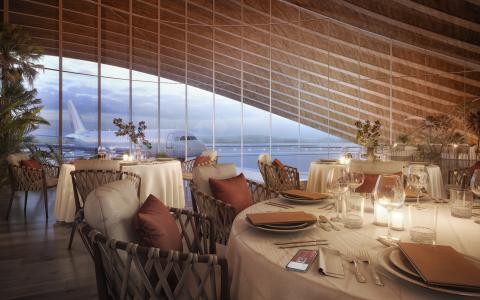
<box><xmin>0</xmin><ymin>187</ymin><xmax>97</xmax><ymax>299</ymax></box>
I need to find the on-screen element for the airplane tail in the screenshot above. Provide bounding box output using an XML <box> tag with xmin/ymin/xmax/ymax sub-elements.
<box><xmin>67</xmin><ymin>100</ymin><xmax>87</xmax><ymax>133</ymax></box>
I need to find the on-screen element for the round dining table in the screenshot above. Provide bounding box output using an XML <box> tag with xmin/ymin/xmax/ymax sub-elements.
<box><xmin>226</xmin><ymin>199</ymin><xmax>480</xmax><ymax>300</ymax></box>
<box><xmin>306</xmin><ymin>162</ymin><xmax>345</xmax><ymax>193</ymax></box>
<box><xmin>54</xmin><ymin>160</ymin><xmax>185</xmax><ymax>222</ymax></box>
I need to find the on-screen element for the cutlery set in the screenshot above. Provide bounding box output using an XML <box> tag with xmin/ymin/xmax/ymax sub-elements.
<box><xmin>342</xmin><ymin>249</ymin><xmax>384</xmax><ymax>285</ymax></box>
<box><xmin>275</xmin><ymin>239</ymin><xmax>329</xmax><ymax>249</ymax></box>
<box><xmin>264</xmin><ymin>201</ymin><xmax>295</xmax><ymax>209</ymax></box>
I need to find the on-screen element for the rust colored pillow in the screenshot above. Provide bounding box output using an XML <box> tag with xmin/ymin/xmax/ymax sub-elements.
<box><xmin>209</xmin><ymin>173</ymin><xmax>253</xmax><ymax>215</ymax></box>
<box><xmin>132</xmin><ymin>194</ymin><xmax>183</xmax><ymax>251</ymax></box>
<box><xmin>21</xmin><ymin>159</ymin><xmax>42</xmax><ymax>169</ymax></box>
<box><xmin>194</xmin><ymin>155</ymin><xmax>211</xmax><ymax>168</ymax></box>
<box><xmin>355</xmin><ymin>172</ymin><xmax>403</xmax><ymax>194</ymax></box>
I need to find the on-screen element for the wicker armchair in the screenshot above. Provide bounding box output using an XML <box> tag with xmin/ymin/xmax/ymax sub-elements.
<box><xmin>78</xmin><ymin>208</ymin><xmax>229</xmax><ymax>300</ymax></box>
<box><xmin>190</xmin><ymin>180</ymin><xmax>277</xmax><ymax>245</ymax></box>
<box><xmin>68</xmin><ymin>170</ymin><xmax>142</xmax><ymax>250</ymax></box>
<box><xmin>258</xmin><ymin>161</ymin><xmax>304</xmax><ymax>192</ymax></box>
<box><xmin>182</xmin><ymin>157</ymin><xmax>218</xmax><ymax>181</ymax></box>
<box><xmin>6</xmin><ymin>160</ymin><xmax>59</xmax><ymax>221</ymax></box>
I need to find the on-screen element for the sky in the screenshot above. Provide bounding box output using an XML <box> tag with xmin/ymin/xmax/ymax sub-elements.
<box><xmin>32</xmin><ymin>55</ymin><xmax>351</xmax><ymax>145</ymax></box>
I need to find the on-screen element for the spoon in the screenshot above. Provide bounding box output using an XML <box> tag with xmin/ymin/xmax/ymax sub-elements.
<box><xmin>318</xmin><ymin>215</ymin><xmax>341</xmax><ymax>231</ymax></box>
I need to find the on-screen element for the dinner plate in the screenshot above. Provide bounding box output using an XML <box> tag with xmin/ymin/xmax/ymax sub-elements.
<box><xmin>246</xmin><ymin>219</ymin><xmax>316</xmax><ymax>233</ymax></box>
<box><xmin>378</xmin><ymin>247</ymin><xmax>480</xmax><ymax>297</ymax></box>
<box><xmin>262</xmin><ymin>222</ymin><xmax>310</xmax><ymax>230</ymax></box>
<box><xmin>280</xmin><ymin>194</ymin><xmax>329</xmax><ymax>204</ymax></box>
<box><xmin>389</xmin><ymin>248</ymin><xmax>421</xmax><ymax>278</ymax></box>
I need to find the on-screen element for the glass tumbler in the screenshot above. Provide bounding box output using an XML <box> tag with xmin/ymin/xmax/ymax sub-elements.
<box><xmin>450</xmin><ymin>188</ymin><xmax>473</xmax><ymax>219</ymax></box>
<box><xmin>344</xmin><ymin>194</ymin><xmax>365</xmax><ymax>229</ymax></box>
<box><xmin>408</xmin><ymin>204</ymin><xmax>438</xmax><ymax>244</ymax></box>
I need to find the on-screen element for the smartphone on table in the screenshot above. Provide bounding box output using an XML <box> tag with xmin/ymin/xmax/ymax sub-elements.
<box><xmin>286</xmin><ymin>249</ymin><xmax>318</xmax><ymax>272</ymax></box>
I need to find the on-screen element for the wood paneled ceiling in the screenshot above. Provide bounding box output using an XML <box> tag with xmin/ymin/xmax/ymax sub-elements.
<box><xmin>2</xmin><ymin>0</ymin><xmax>480</xmax><ymax>142</ymax></box>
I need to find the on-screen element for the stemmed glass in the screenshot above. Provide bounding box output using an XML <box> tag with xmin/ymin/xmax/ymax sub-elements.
<box><xmin>326</xmin><ymin>167</ymin><xmax>349</xmax><ymax>222</ymax></box>
<box><xmin>97</xmin><ymin>146</ymin><xmax>107</xmax><ymax>159</ymax></box>
<box><xmin>347</xmin><ymin>171</ymin><xmax>365</xmax><ymax>196</ymax></box>
<box><xmin>407</xmin><ymin>164</ymin><xmax>429</xmax><ymax>205</ymax></box>
<box><xmin>109</xmin><ymin>146</ymin><xmax>117</xmax><ymax>160</ymax></box>
<box><xmin>374</xmin><ymin>174</ymin><xmax>405</xmax><ymax>244</ymax></box>
<box><xmin>470</xmin><ymin>169</ymin><xmax>480</xmax><ymax>198</ymax></box>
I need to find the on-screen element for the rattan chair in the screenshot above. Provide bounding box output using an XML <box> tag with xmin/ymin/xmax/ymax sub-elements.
<box><xmin>257</xmin><ymin>161</ymin><xmax>304</xmax><ymax>193</ymax></box>
<box><xmin>182</xmin><ymin>157</ymin><xmax>218</xmax><ymax>182</ymax></box>
<box><xmin>190</xmin><ymin>180</ymin><xmax>277</xmax><ymax>245</ymax></box>
<box><xmin>67</xmin><ymin>170</ymin><xmax>142</xmax><ymax>250</ymax></box>
<box><xmin>78</xmin><ymin>208</ymin><xmax>229</xmax><ymax>300</ymax></box>
<box><xmin>6</xmin><ymin>161</ymin><xmax>59</xmax><ymax>221</ymax></box>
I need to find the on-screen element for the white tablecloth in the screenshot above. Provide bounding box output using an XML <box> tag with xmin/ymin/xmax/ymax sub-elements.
<box><xmin>425</xmin><ymin>165</ymin><xmax>446</xmax><ymax>199</ymax></box>
<box><xmin>54</xmin><ymin>161</ymin><xmax>185</xmax><ymax>222</ymax></box>
<box><xmin>306</xmin><ymin>163</ymin><xmax>344</xmax><ymax>193</ymax></box>
<box><xmin>226</xmin><ymin>201</ymin><xmax>480</xmax><ymax>300</ymax></box>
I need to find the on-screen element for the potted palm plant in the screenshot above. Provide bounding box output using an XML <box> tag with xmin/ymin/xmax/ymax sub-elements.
<box><xmin>355</xmin><ymin>120</ymin><xmax>382</xmax><ymax>161</ymax></box>
<box><xmin>0</xmin><ymin>24</ymin><xmax>47</xmax><ymax>186</ymax></box>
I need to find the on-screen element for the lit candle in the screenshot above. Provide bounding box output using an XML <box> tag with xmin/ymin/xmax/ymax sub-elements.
<box><xmin>122</xmin><ymin>154</ymin><xmax>129</xmax><ymax>161</ymax></box>
<box><xmin>390</xmin><ymin>210</ymin><xmax>404</xmax><ymax>231</ymax></box>
<box><xmin>374</xmin><ymin>201</ymin><xmax>388</xmax><ymax>226</ymax></box>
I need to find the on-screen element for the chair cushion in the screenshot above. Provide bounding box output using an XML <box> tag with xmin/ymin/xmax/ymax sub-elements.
<box><xmin>258</xmin><ymin>153</ymin><xmax>272</xmax><ymax>165</ymax></box>
<box><xmin>84</xmin><ymin>179</ymin><xmax>141</xmax><ymax>242</ymax></box>
<box><xmin>21</xmin><ymin>159</ymin><xmax>42</xmax><ymax>169</ymax></box>
<box><xmin>201</xmin><ymin>149</ymin><xmax>217</xmax><ymax>161</ymax></box>
<box><xmin>132</xmin><ymin>194</ymin><xmax>183</xmax><ymax>251</ymax></box>
<box><xmin>46</xmin><ymin>177</ymin><xmax>58</xmax><ymax>188</ymax></box>
<box><xmin>349</xmin><ymin>160</ymin><xmax>406</xmax><ymax>175</ymax></box>
<box><xmin>73</xmin><ymin>159</ymin><xmax>120</xmax><ymax>171</ymax></box>
<box><xmin>209</xmin><ymin>173</ymin><xmax>253</xmax><ymax>215</ymax></box>
<box><xmin>194</xmin><ymin>156</ymin><xmax>211</xmax><ymax>168</ymax></box>
<box><xmin>192</xmin><ymin>163</ymin><xmax>237</xmax><ymax>196</ymax></box>
<box><xmin>6</xmin><ymin>153</ymin><xmax>30</xmax><ymax>166</ymax></box>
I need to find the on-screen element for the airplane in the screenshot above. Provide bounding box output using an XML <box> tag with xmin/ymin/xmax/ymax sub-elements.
<box><xmin>64</xmin><ymin>100</ymin><xmax>206</xmax><ymax>158</ymax></box>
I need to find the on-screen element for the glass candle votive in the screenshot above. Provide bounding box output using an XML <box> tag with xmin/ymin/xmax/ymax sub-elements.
<box><xmin>374</xmin><ymin>201</ymin><xmax>388</xmax><ymax>227</ymax></box>
<box><xmin>344</xmin><ymin>194</ymin><xmax>364</xmax><ymax>229</ymax></box>
<box><xmin>408</xmin><ymin>204</ymin><xmax>438</xmax><ymax>244</ymax></box>
<box><xmin>390</xmin><ymin>209</ymin><xmax>405</xmax><ymax>231</ymax></box>
<box><xmin>450</xmin><ymin>188</ymin><xmax>473</xmax><ymax>219</ymax></box>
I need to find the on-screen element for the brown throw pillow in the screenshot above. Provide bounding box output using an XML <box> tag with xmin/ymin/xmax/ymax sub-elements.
<box><xmin>194</xmin><ymin>155</ymin><xmax>211</xmax><ymax>168</ymax></box>
<box><xmin>209</xmin><ymin>173</ymin><xmax>253</xmax><ymax>215</ymax></box>
<box><xmin>355</xmin><ymin>174</ymin><xmax>379</xmax><ymax>194</ymax></box>
<box><xmin>132</xmin><ymin>194</ymin><xmax>183</xmax><ymax>251</ymax></box>
<box><xmin>21</xmin><ymin>159</ymin><xmax>42</xmax><ymax>169</ymax></box>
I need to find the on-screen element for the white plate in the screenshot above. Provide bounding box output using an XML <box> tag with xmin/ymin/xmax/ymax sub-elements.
<box><xmin>378</xmin><ymin>247</ymin><xmax>480</xmax><ymax>297</ymax></box>
<box><xmin>389</xmin><ymin>248</ymin><xmax>421</xmax><ymax>278</ymax></box>
<box><xmin>280</xmin><ymin>195</ymin><xmax>328</xmax><ymax>204</ymax></box>
<box><xmin>263</xmin><ymin>222</ymin><xmax>310</xmax><ymax>230</ymax></box>
<box><xmin>246</xmin><ymin>220</ymin><xmax>317</xmax><ymax>233</ymax></box>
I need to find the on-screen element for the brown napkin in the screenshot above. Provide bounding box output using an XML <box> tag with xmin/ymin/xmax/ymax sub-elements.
<box><xmin>281</xmin><ymin>189</ymin><xmax>329</xmax><ymax>200</ymax></box>
<box><xmin>398</xmin><ymin>242</ymin><xmax>480</xmax><ymax>289</ymax></box>
<box><xmin>246</xmin><ymin>211</ymin><xmax>317</xmax><ymax>226</ymax></box>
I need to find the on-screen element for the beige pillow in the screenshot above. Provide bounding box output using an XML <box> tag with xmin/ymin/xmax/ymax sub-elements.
<box><xmin>6</xmin><ymin>153</ymin><xmax>30</xmax><ymax>166</ymax></box>
<box><xmin>84</xmin><ymin>179</ymin><xmax>140</xmax><ymax>242</ymax></box>
<box><xmin>74</xmin><ymin>159</ymin><xmax>120</xmax><ymax>171</ymax></box>
<box><xmin>192</xmin><ymin>163</ymin><xmax>237</xmax><ymax>196</ymax></box>
<box><xmin>349</xmin><ymin>160</ymin><xmax>406</xmax><ymax>175</ymax></box>
<box><xmin>258</xmin><ymin>153</ymin><xmax>272</xmax><ymax>165</ymax></box>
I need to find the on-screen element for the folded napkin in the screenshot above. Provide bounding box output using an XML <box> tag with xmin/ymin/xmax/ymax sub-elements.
<box><xmin>318</xmin><ymin>247</ymin><xmax>344</xmax><ymax>278</ymax></box>
<box><xmin>281</xmin><ymin>189</ymin><xmax>329</xmax><ymax>200</ymax></box>
<box><xmin>399</xmin><ymin>242</ymin><xmax>480</xmax><ymax>289</ymax></box>
<box><xmin>246</xmin><ymin>211</ymin><xmax>317</xmax><ymax>226</ymax></box>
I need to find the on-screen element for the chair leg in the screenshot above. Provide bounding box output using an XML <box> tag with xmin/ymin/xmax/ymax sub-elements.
<box><xmin>5</xmin><ymin>190</ymin><xmax>15</xmax><ymax>220</ymax></box>
<box><xmin>67</xmin><ymin>221</ymin><xmax>78</xmax><ymax>250</ymax></box>
<box><xmin>24</xmin><ymin>191</ymin><xmax>28</xmax><ymax>219</ymax></box>
<box><xmin>43</xmin><ymin>188</ymin><xmax>48</xmax><ymax>221</ymax></box>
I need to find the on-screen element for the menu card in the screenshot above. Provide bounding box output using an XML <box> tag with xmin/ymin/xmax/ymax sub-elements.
<box><xmin>398</xmin><ymin>242</ymin><xmax>480</xmax><ymax>289</ymax></box>
<box><xmin>246</xmin><ymin>211</ymin><xmax>317</xmax><ymax>226</ymax></box>
<box><xmin>281</xmin><ymin>189</ymin><xmax>329</xmax><ymax>200</ymax></box>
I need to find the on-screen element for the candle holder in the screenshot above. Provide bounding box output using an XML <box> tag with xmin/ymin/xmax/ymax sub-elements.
<box><xmin>390</xmin><ymin>209</ymin><xmax>405</xmax><ymax>231</ymax></box>
<box><xmin>373</xmin><ymin>201</ymin><xmax>388</xmax><ymax>227</ymax></box>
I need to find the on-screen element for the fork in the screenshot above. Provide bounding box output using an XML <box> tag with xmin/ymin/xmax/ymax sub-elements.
<box><xmin>344</xmin><ymin>250</ymin><xmax>367</xmax><ymax>283</ymax></box>
<box><xmin>358</xmin><ymin>249</ymin><xmax>384</xmax><ymax>286</ymax></box>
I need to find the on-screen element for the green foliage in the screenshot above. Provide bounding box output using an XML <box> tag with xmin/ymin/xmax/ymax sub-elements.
<box><xmin>0</xmin><ymin>24</ymin><xmax>46</xmax><ymax>186</ymax></box>
<box><xmin>26</xmin><ymin>144</ymin><xmax>63</xmax><ymax>166</ymax></box>
<box><xmin>354</xmin><ymin>120</ymin><xmax>382</xmax><ymax>148</ymax></box>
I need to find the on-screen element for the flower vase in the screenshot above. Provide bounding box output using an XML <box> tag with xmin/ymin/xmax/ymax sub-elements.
<box><xmin>133</xmin><ymin>144</ymin><xmax>142</xmax><ymax>161</ymax></box>
<box><xmin>366</xmin><ymin>147</ymin><xmax>375</xmax><ymax>162</ymax></box>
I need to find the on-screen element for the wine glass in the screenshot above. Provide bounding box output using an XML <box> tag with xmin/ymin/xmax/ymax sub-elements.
<box><xmin>348</xmin><ymin>171</ymin><xmax>365</xmax><ymax>195</ymax></box>
<box><xmin>109</xmin><ymin>146</ymin><xmax>117</xmax><ymax>160</ymax></box>
<box><xmin>97</xmin><ymin>146</ymin><xmax>107</xmax><ymax>160</ymax></box>
<box><xmin>470</xmin><ymin>169</ymin><xmax>480</xmax><ymax>198</ymax></box>
<box><xmin>326</xmin><ymin>167</ymin><xmax>349</xmax><ymax>222</ymax></box>
<box><xmin>373</xmin><ymin>174</ymin><xmax>405</xmax><ymax>244</ymax></box>
<box><xmin>407</xmin><ymin>164</ymin><xmax>429</xmax><ymax>205</ymax></box>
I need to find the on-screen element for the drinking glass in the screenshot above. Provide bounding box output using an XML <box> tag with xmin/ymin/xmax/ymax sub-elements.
<box><xmin>373</xmin><ymin>174</ymin><xmax>405</xmax><ymax>243</ymax></box>
<box><xmin>326</xmin><ymin>167</ymin><xmax>349</xmax><ymax>222</ymax></box>
<box><xmin>344</xmin><ymin>194</ymin><xmax>365</xmax><ymax>229</ymax></box>
<box><xmin>346</xmin><ymin>171</ymin><xmax>364</xmax><ymax>213</ymax></box>
<box><xmin>450</xmin><ymin>188</ymin><xmax>473</xmax><ymax>218</ymax></box>
<box><xmin>109</xmin><ymin>146</ymin><xmax>117</xmax><ymax>160</ymax></box>
<box><xmin>407</xmin><ymin>164</ymin><xmax>429</xmax><ymax>205</ymax></box>
<box><xmin>408</xmin><ymin>204</ymin><xmax>438</xmax><ymax>244</ymax></box>
<box><xmin>97</xmin><ymin>146</ymin><xmax>107</xmax><ymax>160</ymax></box>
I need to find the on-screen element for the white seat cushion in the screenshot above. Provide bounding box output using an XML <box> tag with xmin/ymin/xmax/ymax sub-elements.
<box><xmin>192</xmin><ymin>163</ymin><xmax>237</xmax><ymax>196</ymax></box>
<box><xmin>74</xmin><ymin>159</ymin><xmax>120</xmax><ymax>171</ymax></box>
<box><xmin>258</xmin><ymin>153</ymin><xmax>272</xmax><ymax>165</ymax></box>
<box><xmin>6</xmin><ymin>153</ymin><xmax>30</xmax><ymax>166</ymax></box>
<box><xmin>84</xmin><ymin>179</ymin><xmax>141</xmax><ymax>242</ymax></box>
<box><xmin>201</xmin><ymin>149</ymin><xmax>218</xmax><ymax>161</ymax></box>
